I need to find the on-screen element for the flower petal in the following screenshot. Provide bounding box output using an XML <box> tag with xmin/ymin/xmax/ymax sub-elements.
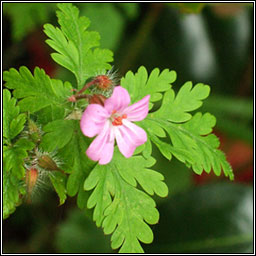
<box><xmin>80</xmin><ymin>104</ymin><xmax>109</xmax><ymax>137</ymax></box>
<box><xmin>115</xmin><ymin>120</ymin><xmax>147</xmax><ymax>158</ymax></box>
<box><xmin>124</xmin><ymin>95</ymin><xmax>150</xmax><ymax>121</ymax></box>
<box><xmin>86</xmin><ymin>121</ymin><xmax>115</xmax><ymax>164</ymax></box>
<box><xmin>104</xmin><ymin>86</ymin><xmax>130</xmax><ymax>113</ymax></box>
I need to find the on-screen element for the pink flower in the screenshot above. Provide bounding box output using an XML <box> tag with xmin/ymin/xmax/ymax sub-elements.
<box><xmin>80</xmin><ymin>86</ymin><xmax>150</xmax><ymax>165</ymax></box>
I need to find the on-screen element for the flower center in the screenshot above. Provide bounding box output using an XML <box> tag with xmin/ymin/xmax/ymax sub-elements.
<box><xmin>111</xmin><ymin>110</ymin><xmax>127</xmax><ymax>126</ymax></box>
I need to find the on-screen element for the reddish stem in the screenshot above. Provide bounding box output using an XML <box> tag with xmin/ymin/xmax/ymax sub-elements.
<box><xmin>78</xmin><ymin>80</ymin><xmax>96</xmax><ymax>94</ymax></box>
<box><xmin>68</xmin><ymin>94</ymin><xmax>92</xmax><ymax>102</ymax></box>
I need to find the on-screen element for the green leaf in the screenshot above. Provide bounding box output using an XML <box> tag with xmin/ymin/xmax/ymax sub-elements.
<box><xmin>154</xmin><ymin>82</ymin><xmax>210</xmax><ymax>122</ymax></box>
<box><xmin>40</xmin><ymin>119</ymin><xmax>75</xmax><ymax>152</ymax></box>
<box><xmin>49</xmin><ymin>171</ymin><xmax>67</xmax><ymax>205</ymax></box>
<box><xmin>3</xmin><ymin>169</ymin><xmax>26</xmax><ymax>219</ymax></box>
<box><xmin>3</xmin><ymin>66</ymin><xmax>72</xmax><ymax>113</ymax></box>
<box><xmin>4</xmin><ymin>138</ymin><xmax>35</xmax><ymax>179</ymax></box>
<box><xmin>84</xmin><ymin>148</ymin><xmax>168</xmax><ymax>253</ymax></box>
<box><xmin>145</xmin><ymin>113</ymin><xmax>233</xmax><ymax>180</ymax></box>
<box><xmin>44</xmin><ymin>3</ymin><xmax>113</xmax><ymax>89</ymax></box>
<box><xmin>35</xmin><ymin>105</ymin><xmax>66</xmax><ymax>125</ymax></box>
<box><xmin>182</xmin><ymin>112</ymin><xmax>216</xmax><ymax>135</ymax></box>
<box><xmin>168</xmin><ymin>113</ymin><xmax>232</xmax><ymax>179</ymax></box>
<box><xmin>62</xmin><ymin>127</ymin><xmax>95</xmax><ymax>209</ymax></box>
<box><xmin>3</xmin><ymin>89</ymin><xmax>35</xmax><ymax>218</ymax></box>
<box><xmin>40</xmin><ymin>119</ymin><xmax>95</xmax><ymax>209</ymax></box>
<box><xmin>121</xmin><ymin>67</ymin><xmax>233</xmax><ymax>180</ymax></box>
<box><xmin>121</xmin><ymin>66</ymin><xmax>176</xmax><ymax>109</ymax></box>
<box><xmin>3</xmin><ymin>89</ymin><xmax>26</xmax><ymax>142</ymax></box>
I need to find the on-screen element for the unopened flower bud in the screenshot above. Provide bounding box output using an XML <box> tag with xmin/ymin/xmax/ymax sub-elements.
<box><xmin>94</xmin><ymin>75</ymin><xmax>113</xmax><ymax>90</ymax></box>
<box><xmin>28</xmin><ymin>119</ymin><xmax>39</xmax><ymax>133</ymax></box>
<box><xmin>26</xmin><ymin>168</ymin><xmax>38</xmax><ymax>196</ymax></box>
<box><xmin>38</xmin><ymin>155</ymin><xmax>59</xmax><ymax>171</ymax></box>
<box><xmin>28</xmin><ymin>120</ymin><xmax>41</xmax><ymax>143</ymax></box>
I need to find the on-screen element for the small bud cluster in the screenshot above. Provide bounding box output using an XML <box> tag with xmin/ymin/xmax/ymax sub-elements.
<box><xmin>20</xmin><ymin>119</ymin><xmax>65</xmax><ymax>203</ymax></box>
<box><xmin>22</xmin><ymin>69</ymin><xmax>118</xmax><ymax>203</ymax></box>
<box><xmin>20</xmin><ymin>119</ymin><xmax>42</xmax><ymax>144</ymax></box>
<box><xmin>67</xmin><ymin>68</ymin><xmax>119</xmax><ymax>105</ymax></box>
<box><xmin>24</xmin><ymin>150</ymin><xmax>64</xmax><ymax>203</ymax></box>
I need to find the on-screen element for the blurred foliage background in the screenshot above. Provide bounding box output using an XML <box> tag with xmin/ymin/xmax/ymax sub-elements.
<box><xmin>2</xmin><ymin>2</ymin><xmax>254</xmax><ymax>253</ymax></box>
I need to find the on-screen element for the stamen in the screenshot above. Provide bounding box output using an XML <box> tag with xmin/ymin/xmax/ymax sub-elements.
<box><xmin>111</xmin><ymin>111</ymin><xmax>127</xmax><ymax>126</ymax></box>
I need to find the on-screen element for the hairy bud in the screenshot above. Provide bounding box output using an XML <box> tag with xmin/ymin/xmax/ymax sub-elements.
<box><xmin>38</xmin><ymin>155</ymin><xmax>59</xmax><ymax>171</ymax></box>
<box><xmin>94</xmin><ymin>75</ymin><xmax>113</xmax><ymax>90</ymax></box>
<box><xmin>28</xmin><ymin>119</ymin><xmax>41</xmax><ymax>143</ymax></box>
<box><xmin>25</xmin><ymin>168</ymin><xmax>38</xmax><ymax>202</ymax></box>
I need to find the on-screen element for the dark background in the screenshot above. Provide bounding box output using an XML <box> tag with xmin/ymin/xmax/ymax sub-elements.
<box><xmin>2</xmin><ymin>3</ymin><xmax>254</xmax><ymax>253</ymax></box>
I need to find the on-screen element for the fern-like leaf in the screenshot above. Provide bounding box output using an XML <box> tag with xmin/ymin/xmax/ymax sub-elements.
<box><xmin>3</xmin><ymin>89</ymin><xmax>34</xmax><ymax>218</ymax></box>
<box><xmin>121</xmin><ymin>67</ymin><xmax>234</xmax><ymax>180</ymax></box>
<box><xmin>84</xmin><ymin>148</ymin><xmax>168</xmax><ymax>253</ymax></box>
<box><xmin>121</xmin><ymin>66</ymin><xmax>176</xmax><ymax>109</ymax></box>
<box><xmin>3</xmin><ymin>66</ymin><xmax>72</xmax><ymax>113</ymax></box>
<box><xmin>44</xmin><ymin>3</ymin><xmax>113</xmax><ymax>89</ymax></box>
<box><xmin>3</xmin><ymin>89</ymin><xmax>26</xmax><ymax>143</ymax></box>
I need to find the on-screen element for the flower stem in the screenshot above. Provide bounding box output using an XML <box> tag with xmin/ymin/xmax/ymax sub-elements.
<box><xmin>68</xmin><ymin>94</ymin><xmax>92</xmax><ymax>102</ymax></box>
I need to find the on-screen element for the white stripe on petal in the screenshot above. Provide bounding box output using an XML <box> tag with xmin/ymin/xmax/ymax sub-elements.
<box><xmin>114</xmin><ymin>120</ymin><xmax>147</xmax><ymax>158</ymax></box>
<box><xmin>114</xmin><ymin>126</ymin><xmax>136</xmax><ymax>158</ymax></box>
<box><xmin>122</xmin><ymin>119</ymin><xmax>147</xmax><ymax>145</ymax></box>
<box><xmin>86</xmin><ymin>121</ymin><xmax>113</xmax><ymax>163</ymax></box>
<box><xmin>124</xmin><ymin>95</ymin><xmax>150</xmax><ymax>122</ymax></box>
